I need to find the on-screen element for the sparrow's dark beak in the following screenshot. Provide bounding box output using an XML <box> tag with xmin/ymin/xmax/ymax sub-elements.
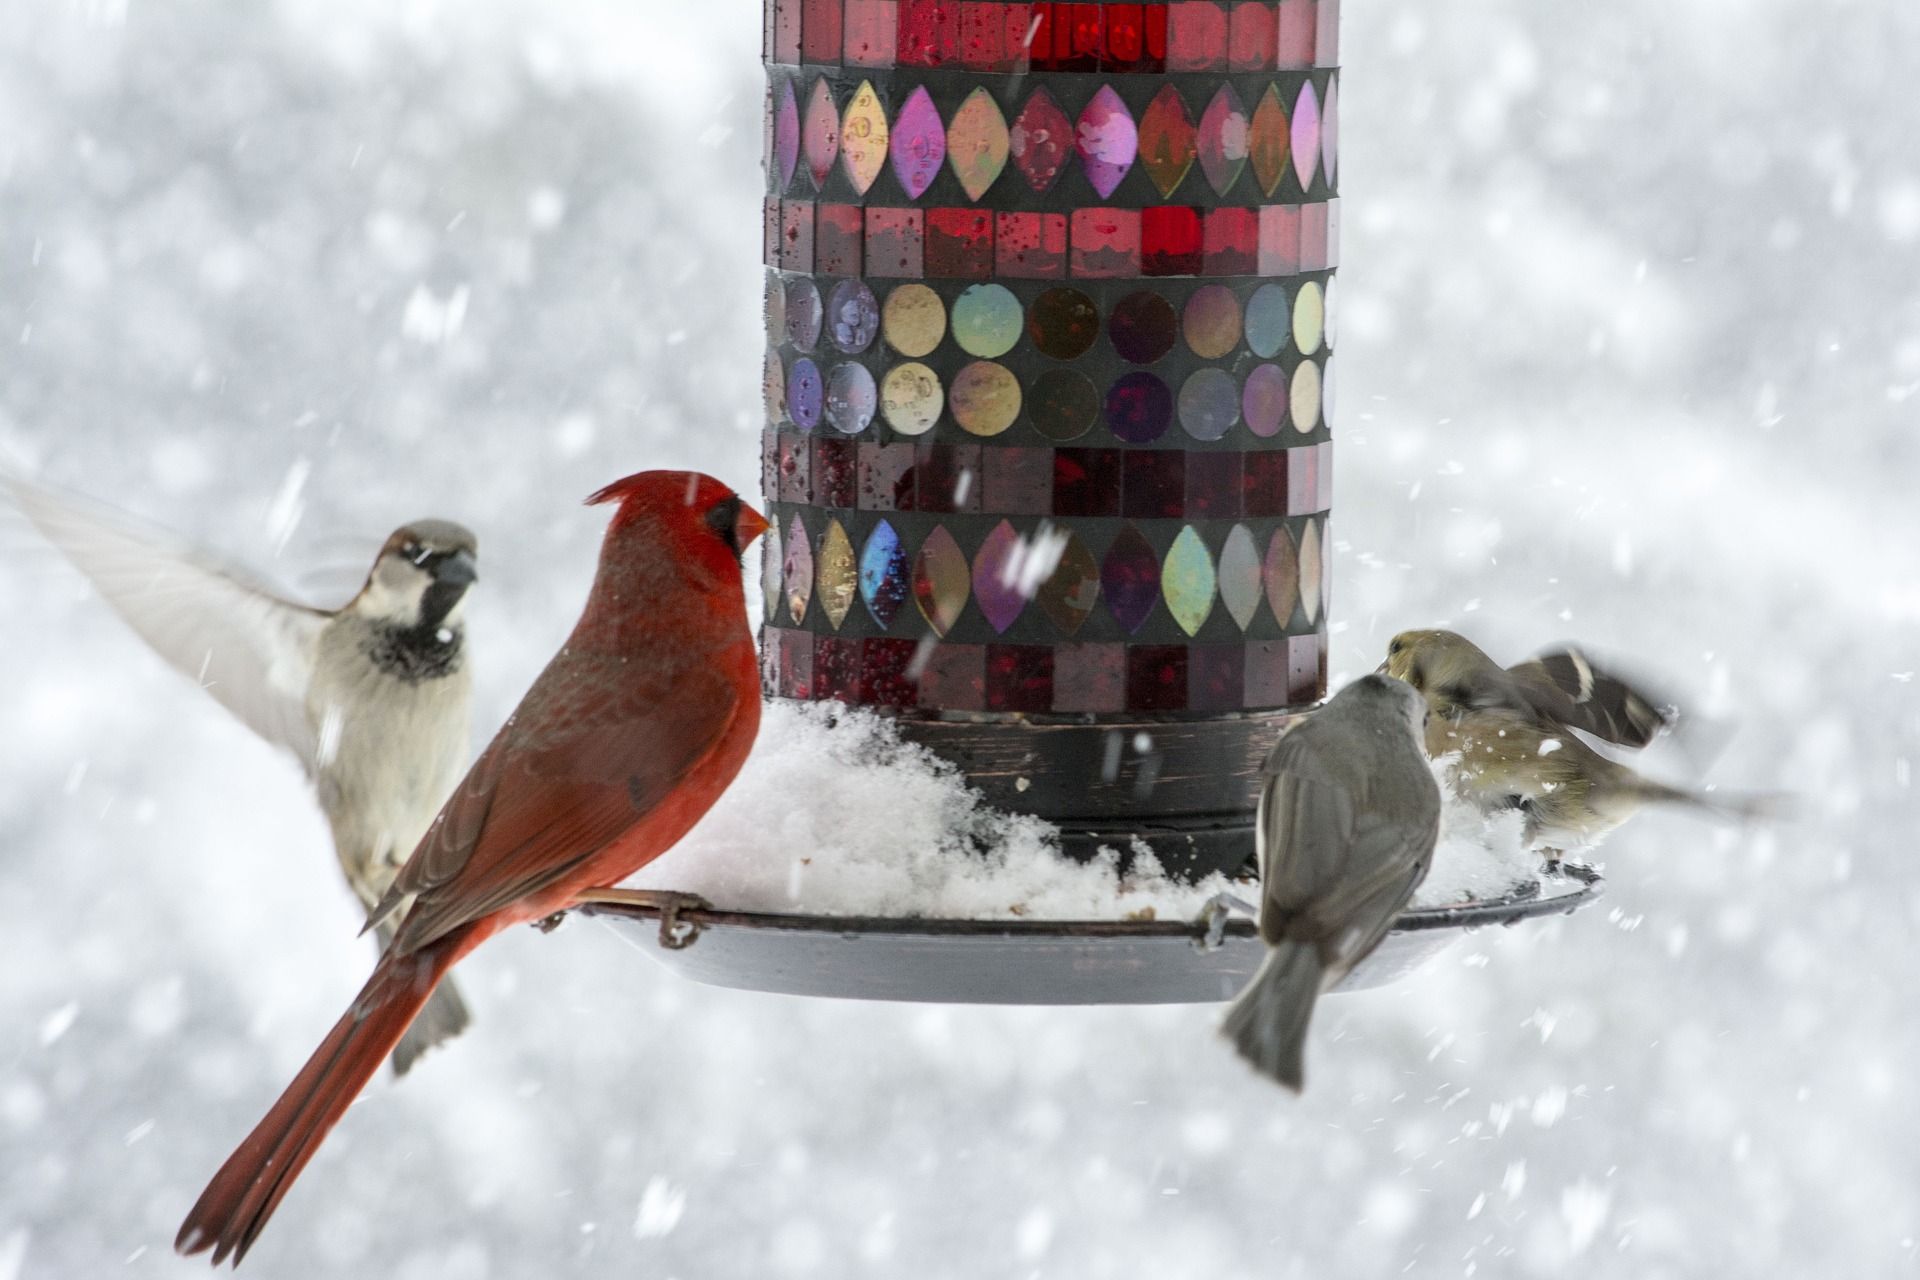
<box><xmin>429</xmin><ymin>548</ymin><xmax>478</xmax><ymax>589</ymax></box>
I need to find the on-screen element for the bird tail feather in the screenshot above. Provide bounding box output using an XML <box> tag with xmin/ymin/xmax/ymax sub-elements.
<box><xmin>176</xmin><ymin>939</ymin><xmax>464</xmax><ymax>1267</ymax></box>
<box><xmin>1220</xmin><ymin>942</ymin><xmax>1324</xmax><ymax>1092</ymax></box>
<box><xmin>374</xmin><ymin>919</ymin><xmax>471</xmax><ymax>1076</ymax></box>
<box><xmin>1630</xmin><ymin>779</ymin><xmax>1792</xmax><ymax>825</ymax></box>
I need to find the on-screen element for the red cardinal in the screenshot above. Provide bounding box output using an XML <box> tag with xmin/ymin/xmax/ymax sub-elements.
<box><xmin>176</xmin><ymin>471</ymin><xmax>768</xmax><ymax>1266</ymax></box>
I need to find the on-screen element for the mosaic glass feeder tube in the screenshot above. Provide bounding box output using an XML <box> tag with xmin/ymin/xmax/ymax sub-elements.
<box><xmin>759</xmin><ymin>0</ymin><xmax>1339</xmax><ymax>878</ymax></box>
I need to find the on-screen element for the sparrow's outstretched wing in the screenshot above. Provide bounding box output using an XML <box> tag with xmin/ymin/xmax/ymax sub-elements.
<box><xmin>6</xmin><ymin>475</ymin><xmax>328</xmax><ymax>769</ymax></box>
<box><xmin>1507</xmin><ymin>645</ymin><xmax>1675</xmax><ymax>749</ymax></box>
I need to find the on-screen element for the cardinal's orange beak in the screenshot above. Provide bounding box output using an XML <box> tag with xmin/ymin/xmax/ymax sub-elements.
<box><xmin>733</xmin><ymin>501</ymin><xmax>770</xmax><ymax>549</ymax></box>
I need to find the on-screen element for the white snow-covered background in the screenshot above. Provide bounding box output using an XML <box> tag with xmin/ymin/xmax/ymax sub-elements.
<box><xmin>2</xmin><ymin>0</ymin><xmax>1916</xmax><ymax>1275</ymax></box>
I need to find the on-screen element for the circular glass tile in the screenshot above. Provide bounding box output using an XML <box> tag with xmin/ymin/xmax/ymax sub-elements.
<box><xmin>880</xmin><ymin>362</ymin><xmax>943</xmax><ymax>436</ymax></box>
<box><xmin>1027</xmin><ymin>287</ymin><xmax>1100</xmax><ymax>360</ymax></box>
<box><xmin>826</xmin><ymin>362</ymin><xmax>877</xmax><ymax>434</ymax></box>
<box><xmin>1293</xmin><ymin>280</ymin><xmax>1325</xmax><ymax>356</ymax></box>
<box><xmin>1108</xmin><ymin>290</ymin><xmax>1178</xmax><ymax>364</ymax></box>
<box><xmin>1105</xmin><ymin>371</ymin><xmax>1173</xmax><ymax>443</ymax></box>
<box><xmin>785</xmin><ymin>278</ymin><xmax>822</xmax><ymax>351</ymax></box>
<box><xmin>787</xmin><ymin>356</ymin><xmax>823</xmax><ymax>430</ymax></box>
<box><xmin>1182</xmin><ymin>285</ymin><xmax>1243</xmax><ymax>360</ymax></box>
<box><xmin>1244</xmin><ymin>282</ymin><xmax>1289</xmax><ymax>359</ymax></box>
<box><xmin>951</xmin><ymin>284</ymin><xmax>1023</xmax><ymax>359</ymax></box>
<box><xmin>1029</xmin><ymin>367</ymin><xmax>1100</xmax><ymax>442</ymax></box>
<box><xmin>1290</xmin><ymin>358</ymin><xmax>1323</xmax><ymax>433</ymax></box>
<box><xmin>827</xmin><ymin>279</ymin><xmax>880</xmax><ymax>355</ymax></box>
<box><xmin>949</xmin><ymin>360</ymin><xmax>1022</xmax><ymax>436</ymax></box>
<box><xmin>1178</xmin><ymin>368</ymin><xmax>1240</xmax><ymax>441</ymax></box>
<box><xmin>882</xmin><ymin>283</ymin><xmax>946</xmax><ymax>358</ymax></box>
<box><xmin>1241</xmin><ymin>363</ymin><xmax>1288</xmax><ymax>438</ymax></box>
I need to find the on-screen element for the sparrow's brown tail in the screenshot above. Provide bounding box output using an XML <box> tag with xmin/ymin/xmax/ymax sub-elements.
<box><xmin>177</xmin><ymin>935</ymin><xmax>468</xmax><ymax>1267</ymax></box>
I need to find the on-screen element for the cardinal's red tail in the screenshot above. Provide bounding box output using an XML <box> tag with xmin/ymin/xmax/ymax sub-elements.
<box><xmin>177</xmin><ymin>933</ymin><xmax>470</xmax><ymax>1266</ymax></box>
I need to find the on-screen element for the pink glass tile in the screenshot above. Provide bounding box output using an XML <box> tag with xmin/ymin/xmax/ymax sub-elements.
<box><xmin>1070</xmin><ymin>207</ymin><xmax>1141</xmax><ymax>278</ymax></box>
<box><xmin>1053</xmin><ymin>642</ymin><xmax>1125</xmax><ymax>712</ymax></box>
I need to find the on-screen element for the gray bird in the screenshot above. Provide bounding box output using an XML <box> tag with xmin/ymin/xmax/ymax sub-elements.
<box><xmin>6</xmin><ymin>475</ymin><xmax>478</xmax><ymax>1074</ymax></box>
<box><xmin>1221</xmin><ymin>674</ymin><xmax>1441</xmax><ymax>1091</ymax></box>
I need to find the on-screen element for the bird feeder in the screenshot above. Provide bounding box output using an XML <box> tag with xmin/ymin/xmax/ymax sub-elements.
<box><xmin>605</xmin><ymin>0</ymin><xmax>1602</xmax><ymax>1001</ymax></box>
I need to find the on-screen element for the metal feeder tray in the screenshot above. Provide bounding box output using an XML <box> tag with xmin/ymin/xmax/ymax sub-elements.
<box><xmin>582</xmin><ymin>865</ymin><xmax>1602</xmax><ymax>1006</ymax></box>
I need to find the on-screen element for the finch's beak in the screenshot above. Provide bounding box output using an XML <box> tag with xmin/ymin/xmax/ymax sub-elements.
<box><xmin>732</xmin><ymin>502</ymin><xmax>770</xmax><ymax>550</ymax></box>
<box><xmin>1375</xmin><ymin>660</ymin><xmax>1389</xmax><ymax>675</ymax></box>
<box><xmin>431</xmin><ymin>548</ymin><xmax>479</xmax><ymax>588</ymax></box>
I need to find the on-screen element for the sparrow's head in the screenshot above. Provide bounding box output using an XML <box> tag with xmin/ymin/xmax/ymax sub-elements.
<box><xmin>587</xmin><ymin>470</ymin><xmax>769</xmax><ymax>579</ymax></box>
<box><xmin>356</xmin><ymin>519</ymin><xmax>479</xmax><ymax>630</ymax></box>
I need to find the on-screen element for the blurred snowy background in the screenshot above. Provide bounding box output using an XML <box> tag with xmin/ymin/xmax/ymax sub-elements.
<box><xmin>2</xmin><ymin>0</ymin><xmax>1917</xmax><ymax>1275</ymax></box>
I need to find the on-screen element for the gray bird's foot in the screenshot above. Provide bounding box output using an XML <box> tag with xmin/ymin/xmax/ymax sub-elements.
<box><xmin>570</xmin><ymin>888</ymin><xmax>716</xmax><ymax>951</ymax></box>
<box><xmin>1191</xmin><ymin>892</ymin><xmax>1259</xmax><ymax>952</ymax></box>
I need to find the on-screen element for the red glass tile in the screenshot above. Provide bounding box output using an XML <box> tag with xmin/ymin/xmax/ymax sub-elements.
<box><xmin>815</xmin><ymin>203</ymin><xmax>864</xmax><ymax>275</ymax></box>
<box><xmin>1127</xmin><ymin>645</ymin><xmax>1189</xmax><ymax>711</ymax></box>
<box><xmin>1052</xmin><ymin>644</ymin><xmax>1121</xmax><ymax>717</ymax></box>
<box><xmin>1070</xmin><ymin>208</ymin><xmax>1141</xmax><ymax>278</ymax></box>
<box><xmin>813</xmin><ymin>436</ymin><xmax>858</xmax><ymax>507</ymax></box>
<box><xmin>778</xmin><ymin>628</ymin><xmax>818</xmax><ymax>699</ymax></box>
<box><xmin>1301</xmin><ymin>201</ymin><xmax>1330</xmax><ymax>269</ymax></box>
<box><xmin>1316</xmin><ymin>0</ymin><xmax>1340</xmax><ymax>65</ymax></box>
<box><xmin>1228</xmin><ymin>2</ymin><xmax>1275</xmax><ymax>70</ymax></box>
<box><xmin>1142</xmin><ymin>2</ymin><xmax>1168</xmax><ymax>63</ymax></box>
<box><xmin>983</xmin><ymin>446</ymin><xmax>1055</xmax><ymax>515</ymax></box>
<box><xmin>1324</xmin><ymin>195</ymin><xmax>1340</xmax><ymax>266</ymax></box>
<box><xmin>1062</xmin><ymin>3</ymin><xmax>1103</xmax><ymax>70</ymax></box>
<box><xmin>860</xmin><ymin>637</ymin><xmax>922</xmax><ymax>706</ymax></box>
<box><xmin>1189</xmin><ymin>644</ymin><xmax>1245</xmax><ymax>711</ymax></box>
<box><xmin>986</xmin><ymin>644</ymin><xmax>1055</xmax><ymax>712</ymax></box>
<box><xmin>815</xmin><ymin>635</ymin><xmax>861</xmax><ymax>700</ymax></box>
<box><xmin>1052</xmin><ymin>447</ymin><xmax>1122</xmax><ymax>517</ymax></box>
<box><xmin>761</xmin><ymin>430</ymin><xmax>779</xmax><ymax>497</ymax></box>
<box><xmin>780</xmin><ymin>200</ymin><xmax>814</xmax><ymax>272</ymax></box>
<box><xmin>1026</xmin><ymin>3</ymin><xmax>1061</xmax><ymax>69</ymax></box>
<box><xmin>1258</xmin><ymin>204</ymin><xmax>1301</xmax><ymax>275</ymax></box>
<box><xmin>1001</xmin><ymin>2</ymin><xmax>1036</xmax><ymax>70</ymax></box>
<box><xmin>1166</xmin><ymin>1</ymin><xmax>1228</xmax><ymax>71</ymax></box>
<box><xmin>1053</xmin><ymin>642</ymin><xmax>1124</xmax><ymax>712</ymax></box>
<box><xmin>995</xmin><ymin>211</ymin><xmax>1068</xmax><ymax>278</ymax></box>
<box><xmin>1243</xmin><ymin>640</ymin><xmax>1287</xmax><ymax>707</ymax></box>
<box><xmin>803</xmin><ymin>0</ymin><xmax>843</xmax><ymax>62</ymax></box>
<box><xmin>1286</xmin><ymin>440</ymin><xmax>1317</xmax><ymax>514</ymax></box>
<box><xmin>774</xmin><ymin>0</ymin><xmax>802</xmax><ymax>64</ymax></box>
<box><xmin>1184</xmin><ymin>450</ymin><xmax>1243</xmax><ymax>517</ymax></box>
<box><xmin>1104</xmin><ymin>4</ymin><xmax>1145</xmax><ymax>70</ymax></box>
<box><xmin>897</xmin><ymin>0</ymin><xmax>960</xmax><ymax>65</ymax></box>
<box><xmin>859</xmin><ymin>441</ymin><xmax>917</xmax><ymax>510</ymax></box>
<box><xmin>1287</xmin><ymin>633</ymin><xmax>1320</xmax><ymax>704</ymax></box>
<box><xmin>763</xmin><ymin>197</ymin><xmax>781</xmax><ymax>267</ymax></box>
<box><xmin>1123</xmin><ymin>449</ymin><xmax>1186</xmax><ymax>519</ymax></box>
<box><xmin>1202</xmin><ymin>207</ymin><xmax>1259</xmax><ymax>276</ymax></box>
<box><xmin>844</xmin><ymin>0</ymin><xmax>900</xmax><ymax>66</ymax></box>
<box><xmin>1276</xmin><ymin>0</ymin><xmax>1315</xmax><ymax>67</ymax></box>
<box><xmin>925</xmin><ymin>207</ymin><xmax>995</xmax><ymax>278</ymax></box>
<box><xmin>914</xmin><ymin>441</ymin><xmax>983</xmax><ymax>513</ymax></box>
<box><xmin>865</xmin><ymin>208</ymin><xmax>925</xmax><ymax>278</ymax></box>
<box><xmin>1141</xmin><ymin>206</ymin><xmax>1202</xmax><ymax>276</ymax></box>
<box><xmin>764</xmin><ymin>0</ymin><xmax>777</xmax><ymax>61</ymax></box>
<box><xmin>1243</xmin><ymin>449</ymin><xmax>1289</xmax><ymax>517</ymax></box>
<box><xmin>777</xmin><ymin>432</ymin><xmax>813</xmax><ymax>504</ymax></box>
<box><xmin>1315</xmin><ymin>440</ymin><xmax>1333</xmax><ymax>510</ymax></box>
<box><xmin>959</xmin><ymin>1</ymin><xmax>1005</xmax><ymax>67</ymax></box>
<box><xmin>916</xmin><ymin>641</ymin><xmax>986</xmax><ymax>710</ymax></box>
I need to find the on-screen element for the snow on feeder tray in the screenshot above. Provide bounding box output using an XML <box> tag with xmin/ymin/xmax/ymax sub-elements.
<box><xmin>589</xmin><ymin>0</ymin><xmax>1603</xmax><ymax>1002</ymax></box>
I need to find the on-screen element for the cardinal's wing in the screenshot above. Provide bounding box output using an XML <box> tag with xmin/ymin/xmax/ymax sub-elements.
<box><xmin>1507</xmin><ymin>646</ymin><xmax>1674</xmax><ymax>749</ymax></box>
<box><xmin>375</xmin><ymin>652</ymin><xmax>747</xmax><ymax>953</ymax></box>
<box><xmin>6</xmin><ymin>474</ymin><xmax>328</xmax><ymax>769</ymax></box>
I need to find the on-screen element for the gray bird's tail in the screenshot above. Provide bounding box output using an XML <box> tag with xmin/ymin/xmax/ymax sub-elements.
<box><xmin>375</xmin><ymin>919</ymin><xmax>472</xmax><ymax>1075</ymax></box>
<box><xmin>1220</xmin><ymin>942</ymin><xmax>1324</xmax><ymax>1092</ymax></box>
